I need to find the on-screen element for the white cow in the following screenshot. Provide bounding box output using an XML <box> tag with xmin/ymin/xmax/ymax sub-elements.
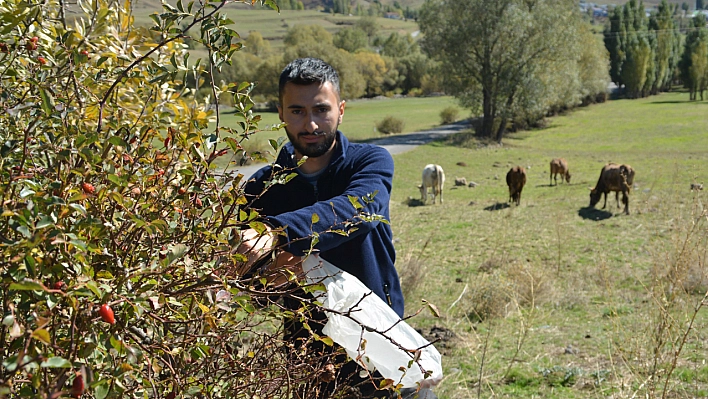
<box><xmin>418</xmin><ymin>164</ymin><xmax>445</xmax><ymax>204</ymax></box>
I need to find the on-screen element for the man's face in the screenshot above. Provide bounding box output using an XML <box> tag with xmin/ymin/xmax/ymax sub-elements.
<box><xmin>278</xmin><ymin>81</ymin><xmax>346</xmax><ymax>158</ymax></box>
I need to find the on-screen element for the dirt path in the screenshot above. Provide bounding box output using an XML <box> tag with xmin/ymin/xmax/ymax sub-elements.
<box><xmin>233</xmin><ymin>120</ymin><xmax>471</xmax><ymax>179</ymax></box>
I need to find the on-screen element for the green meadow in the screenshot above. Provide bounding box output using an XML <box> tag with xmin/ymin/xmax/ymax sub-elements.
<box><xmin>385</xmin><ymin>91</ymin><xmax>708</xmax><ymax>398</ymax></box>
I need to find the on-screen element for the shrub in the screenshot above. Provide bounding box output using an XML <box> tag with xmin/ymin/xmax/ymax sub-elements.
<box><xmin>376</xmin><ymin>115</ymin><xmax>405</xmax><ymax>134</ymax></box>
<box><xmin>439</xmin><ymin>106</ymin><xmax>460</xmax><ymax>124</ymax></box>
<box><xmin>0</xmin><ymin>0</ymin><xmax>338</xmax><ymax>398</ymax></box>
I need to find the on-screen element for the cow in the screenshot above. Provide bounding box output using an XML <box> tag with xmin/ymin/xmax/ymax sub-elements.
<box><xmin>550</xmin><ymin>158</ymin><xmax>571</xmax><ymax>186</ymax></box>
<box><xmin>418</xmin><ymin>164</ymin><xmax>445</xmax><ymax>204</ymax></box>
<box><xmin>506</xmin><ymin>166</ymin><xmax>527</xmax><ymax>206</ymax></box>
<box><xmin>589</xmin><ymin>163</ymin><xmax>635</xmax><ymax>215</ymax></box>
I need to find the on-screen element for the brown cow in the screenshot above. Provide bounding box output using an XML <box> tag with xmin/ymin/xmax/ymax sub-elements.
<box><xmin>550</xmin><ymin>158</ymin><xmax>571</xmax><ymax>186</ymax></box>
<box><xmin>589</xmin><ymin>163</ymin><xmax>635</xmax><ymax>215</ymax></box>
<box><xmin>506</xmin><ymin>166</ymin><xmax>527</xmax><ymax>206</ymax></box>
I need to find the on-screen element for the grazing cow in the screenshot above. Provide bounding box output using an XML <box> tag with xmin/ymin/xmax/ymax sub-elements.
<box><xmin>418</xmin><ymin>164</ymin><xmax>445</xmax><ymax>204</ymax></box>
<box><xmin>550</xmin><ymin>158</ymin><xmax>571</xmax><ymax>186</ymax></box>
<box><xmin>589</xmin><ymin>163</ymin><xmax>635</xmax><ymax>215</ymax></box>
<box><xmin>506</xmin><ymin>166</ymin><xmax>527</xmax><ymax>206</ymax></box>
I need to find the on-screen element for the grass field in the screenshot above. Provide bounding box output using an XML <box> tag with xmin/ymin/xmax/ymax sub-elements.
<box><xmin>388</xmin><ymin>91</ymin><xmax>708</xmax><ymax>398</ymax></box>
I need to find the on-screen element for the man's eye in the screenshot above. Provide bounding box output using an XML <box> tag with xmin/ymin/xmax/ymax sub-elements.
<box><xmin>317</xmin><ymin>107</ymin><xmax>329</xmax><ymax>113</ymax></box>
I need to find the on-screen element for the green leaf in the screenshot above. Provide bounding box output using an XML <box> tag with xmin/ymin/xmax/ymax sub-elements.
<box><xmin>107</xmin><ymin>174</ymin><xmax>125</xmax><ymax>187</ymax></box>
<box><xmin>32</xmin><ymin>328</ymin><xmax>51</xmax><ymax>344</ymax></box>
<box><xmin>107</xmin><ymin>136</ymin><xmax>128</xmax><ymax>147</ymax></box>
<box><xmin>9</xmin><ymin>280</ymin><xmax>45</xmax><ymax>291</ymax></box>
<box><xmin>69</xmin><ymin>204</ymin><xmax>87</xmax><ymax>216</ymax></box>
<box><xmin>39</xmin><ymin>357</ymin><xmax>71</xmax><ymax>368</ymax></box>
<box><xmin>36</xmin><ymin>215</ymin><xmax>56</xmax><ymax>229</ymax></box>
<box><xmin>38</xmin><ymin>88</ymin><xmax>55</xmax><ymax>116</ymax></box>
<box><xmin>249</xmin><ymin>221</ymin><xmax>267</xmax><ymax>235</ymax></box>
<box><xmin>167</xmin><ymin>244</ymin><xmax>189</xmax><ymax>264</ymax></box>
<box><xmin>348</xmin><ymin>195</ymin><xmax>363</xmax><ymax>210</ymax></box>
<box><xmin>311</xmin><ymin>213</ymin><xmax>319</xmax><ymax>224</ymax></box>
<box><xmin>94</xmin><ymin>380</ymin><xmax>110</xmax><ymax>399</ymax></box>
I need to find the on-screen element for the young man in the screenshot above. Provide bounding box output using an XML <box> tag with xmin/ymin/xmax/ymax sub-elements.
<box><xmin>242</xmin><ymin>58</ymin><xmax>436</xmax><ymax>398</ymax></box>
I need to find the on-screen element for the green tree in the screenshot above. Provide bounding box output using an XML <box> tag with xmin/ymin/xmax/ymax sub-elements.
<box><xmin>243</xmin><ymin>30</ymin><xmax>272</xmax><ymax>57</ymax></box>
<box><xmin>577</xmin><ymin>22</ymin><xmax>612</xmax><ymax>104</ymax></box>
<box><xmin>376</xmin><ymin>32</ymin><xmax>418</xmax><ymax>57</ymax></box>
<box><xmin>356</xmin><ymin>16</ymin><xmax>379</xmax><ymax>40</ymax></box>
<box><xmin>334</xmin><ymin>27</ymin><xmax>369</xmax><ymax>52</ymax></box>
<box><xmin>697</xmin><ymin>0</ymin><xmax>705</xmax><ymax>9</ymax></box>
<box><xmin>649</xmin><ymin>0</ymin><xmax>682</xmax><ymax>93</ymax></box>
<box><xmin>605</xmin><ymin>6</ymin><xmax>627</xmax><ymax>87</ymax></box>
<box><xmin>419</xmin><ymin>0</ymin><xmax>587</xmax><ymax>142</ymax></box>
<box><xmin>680</xmin><ymin>14</ymin><xmax>708</xmax><ymax>99</ymax></box>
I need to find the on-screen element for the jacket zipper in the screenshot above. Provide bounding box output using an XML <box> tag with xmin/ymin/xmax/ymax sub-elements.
<box><xmin>383</xmin><ymin>284</ymin><xmax>392</xmax><ymax>306</ymax></box>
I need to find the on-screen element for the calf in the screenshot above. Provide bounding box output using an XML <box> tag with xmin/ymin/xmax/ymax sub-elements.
<box><xmin>589</xmin><ymin>163</ymin><xmax>635</xmax><ymax>215</ymax></box>
<box><xmin>418</xmin><ymin>164</ymin><xmax>445</xmax><ymax>204</ymax></box>
<box><xmin>550</xmin><ymin>158</ymin><xmax>571</xmax><ymax>186</ymax></box>
<box><xmin>506</xmin><ymin>166</ymin><xmax>527</xmax><ymax>206</ymax></box>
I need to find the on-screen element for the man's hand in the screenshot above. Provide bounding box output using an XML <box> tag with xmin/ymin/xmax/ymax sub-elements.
<box><xmin>236</xmin><ymin>226</ymin><xmax>277</xmax><ymax>271</ymax></box>
<box><xmin>236</xmin><ymin>226</ymin><xmax>303</xmax><ymax>285</ymax></box>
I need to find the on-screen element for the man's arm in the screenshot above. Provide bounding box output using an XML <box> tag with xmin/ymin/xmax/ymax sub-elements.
<box><xmin>267</xmin><ymin>146</ymin><xmax>393</xmax><ymax>256</ymax></box>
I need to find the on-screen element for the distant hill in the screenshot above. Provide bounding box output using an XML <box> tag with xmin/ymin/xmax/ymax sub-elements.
<box><xmin>130</xmin><ymin>0</ymin><xmax>421</xmax><ymax>51</ymax></box>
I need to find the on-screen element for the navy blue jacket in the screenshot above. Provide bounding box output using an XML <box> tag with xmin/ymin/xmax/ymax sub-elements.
<box><xmin>244</xmin><ymin>131</ymin><xmax>404</xmax><ymax>317</ymax></box>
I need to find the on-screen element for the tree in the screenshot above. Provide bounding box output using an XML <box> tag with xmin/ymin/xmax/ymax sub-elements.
<box><xmin>243</xmin><ymin>31</ymin><xmax>271</xmax><ymax>57</ymax></box>
<box><xmin>376</xmin><ymin>32</ymin><xmax>418</xmax><ymax>58</ymax></box>
<box><xmin>680</xmin><ymin>14</ymin><xmax>708</xmax><ymax>100</ymax></box>
<box><xmin>419</xmin><ymin>0</ymin><xmax>588</xmax><ymax>142</ymax></box>
<box><xmin>334</xmin><ymin>27</ymin><xmax>369</xmax><ymax>52</ymax></box>
<box><xmin>649</xmin><ymin>0</ymin><xmax>683</xmax><ymax>93</ymax></box>
<box><xmin>355</xmin><ymin>16</ymin><xmax>379</xmax><ymax>41</ymax></box>
<box><xmin>697</xmin><ymin>0</ymin><xmax>705</xmax><ymax>10</ymax></box>
<box><xmin>355</xmin><ymin>51</ymin><xmax>389</xmax><ymax>96</ymax></box>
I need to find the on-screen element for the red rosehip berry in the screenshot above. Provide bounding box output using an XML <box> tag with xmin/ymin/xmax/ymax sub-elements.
<box><xmin>98</xmin><ymin>304</ymin><xmax>115</xmax><ymax>325</ymax></box>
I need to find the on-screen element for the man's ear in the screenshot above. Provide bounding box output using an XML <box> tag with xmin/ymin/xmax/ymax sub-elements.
<box><xmin>338</xmin><ymin>100</ymin><xmax>346</xmax><ymax>124</ymax></box>
<box><xmin>277</xmin><ymin>104</ymin><xmax>284</xmax><ymax>122</ymax></box>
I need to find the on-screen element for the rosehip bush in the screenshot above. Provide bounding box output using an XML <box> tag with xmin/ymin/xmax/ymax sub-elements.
<box><xmin>0</xmin><ymin>0</ymin><xmax>334</xmax><ymax>398</ymax></box>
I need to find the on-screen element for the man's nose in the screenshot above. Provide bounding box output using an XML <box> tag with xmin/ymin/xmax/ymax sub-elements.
<box><xmin>305</xmin><ymin>115</ymin><xmax>319</xmax><ymax>133</ymax></box>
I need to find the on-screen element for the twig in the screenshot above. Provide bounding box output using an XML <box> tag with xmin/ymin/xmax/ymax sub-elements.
<box><xmin>447</xmin><ymin>283</ymin><xmax>468</xmax><ymax>312</ymax></box>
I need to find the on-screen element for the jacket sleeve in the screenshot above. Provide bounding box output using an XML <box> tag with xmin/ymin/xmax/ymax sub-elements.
<box><xmin>268</xmin><ymin>147</ymin><xmax>394</xmax><ymax>256</ymax></box>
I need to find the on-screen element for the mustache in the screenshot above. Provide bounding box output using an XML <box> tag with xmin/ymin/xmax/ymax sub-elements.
<box><xmin>298</xmin><ymin>131</ymin><xmax>327</xmax><ymax>137</ymax></box>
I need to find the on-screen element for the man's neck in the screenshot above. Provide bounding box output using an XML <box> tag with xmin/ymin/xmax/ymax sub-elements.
<box><xmin>296</xmin><ymin>150</ymin><xmax>334</xmax><ymax>174</ymax></box>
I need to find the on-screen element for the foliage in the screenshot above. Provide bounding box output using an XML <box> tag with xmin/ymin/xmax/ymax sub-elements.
<box><xmin>0</xmin><ymin>0</ymin><xmax>369</xmax><ymax>397</ymax></box>
<box><xmin>680</xmin><ymin>13</ymin><xmax>708</xmax><ymax>100</ymax></box>
<box><xmin>439</xmin><ymin>106</ymin><xmax>459</xmax><ymax>124</ymax></box>
<box><xmin>419</xmin><ymin>0</ymin><xmax>605</xmax><ymax>143</ymax></box>
<box><xmin>604</xmin><ymin>0</ymin><xmax>682</xmax><ymax>98</ymax></box>
<box><xmin>333</xmin><ymin>27</ymin><xmax>369</xmax><ymax>53</ymax></box>
<box><xmin>376</xmin><ymin>116</ymin><xmax>405</xmax><ymax>134</ymax></box>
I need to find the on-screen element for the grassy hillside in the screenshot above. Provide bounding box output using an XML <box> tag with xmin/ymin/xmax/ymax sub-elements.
<box><xmin>131</xmin><ymin>2</ymin><xmax>420</xmax><ymax>51</ymax></box>
<box><xmin>390</xmin><ymin>91</ymin><xmax>708</xmax><ymax>398</ymax></box>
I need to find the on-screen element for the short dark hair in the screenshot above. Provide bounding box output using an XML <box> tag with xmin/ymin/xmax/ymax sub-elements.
<box><xmin>278</xmin><ymin>57</ymin><xmax>341</xmax><ymax>103</ymax></box>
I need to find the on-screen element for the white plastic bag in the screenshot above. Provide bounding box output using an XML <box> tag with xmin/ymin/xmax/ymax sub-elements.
<box><xmin>302</xmin><ymin>254</ymin><xmax>443</xmax><ymax>388</ymax></box>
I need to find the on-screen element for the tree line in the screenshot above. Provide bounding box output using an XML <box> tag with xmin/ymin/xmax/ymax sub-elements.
<box><xmin>195</xmin><ymin>0</ymin><xmax>706</xmax><ymax>143</ymax></box>
<box><xmin>189</xmin><ymin>16</ymin><xmax>441</xmax><ymax>107</ymax></box>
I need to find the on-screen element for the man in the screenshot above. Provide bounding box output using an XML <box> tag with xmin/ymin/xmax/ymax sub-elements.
<box><xmin>242</xmin><ymin>58</ymin><xmax>436</xmax><ymax>399</ymax></box>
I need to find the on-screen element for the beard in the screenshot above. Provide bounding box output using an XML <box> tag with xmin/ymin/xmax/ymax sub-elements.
<box><xmin>286</xmin><ymin>127</ymin><xmax>338</xmax><ymax>158</ymax></box>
